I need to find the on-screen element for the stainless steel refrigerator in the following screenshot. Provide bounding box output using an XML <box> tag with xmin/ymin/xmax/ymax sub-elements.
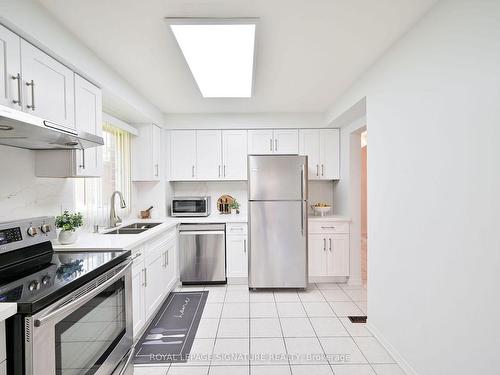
<box><xmin>248</xmin><ymin>155</ymin><xmax>308</xmax><ymax>289</ymax></box>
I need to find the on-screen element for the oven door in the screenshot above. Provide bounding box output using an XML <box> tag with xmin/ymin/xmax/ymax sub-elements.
<box><xmin>25</xmin><ymin>260</ymin><xmax>133</xmax><ymax>375</ymax></box>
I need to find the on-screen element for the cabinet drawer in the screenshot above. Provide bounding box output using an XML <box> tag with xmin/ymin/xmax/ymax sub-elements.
<box><xmin>309</xmin><ymin>221</ymin><xmax>349</xmax><ymax>234</ymax></box>
<box><xmin>146</xmin><ymin>227</ymin><xmax>177</xmax><ymax>250</ymax></box>
<box><xmin>227</xmin><ymin>223</ymin><xmax>247</xmax><ymax>235</ymax></box>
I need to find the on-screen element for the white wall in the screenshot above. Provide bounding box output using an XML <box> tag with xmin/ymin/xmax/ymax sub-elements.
<box><xmin>0</xmin><ymin>0</ymin><xmax>163</xmax><ymax>124</ymax></box>
<box><xmin>0</xmin><ymin>146</ymin><xmax>75</xmax><ymax>221</ymax></box>
<box><xmin>326</xmin><ymin>0</ymin><xmax>500</xmax><ymax>374</ymax></box>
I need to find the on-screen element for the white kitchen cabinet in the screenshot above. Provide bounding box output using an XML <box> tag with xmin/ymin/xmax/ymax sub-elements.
<box><xmin>308</xmin><ymin>219</ymin><xmax>350</xmax><ymax>279</ymax></box>
<box><xmin>132</xmin><ymin>124</ymin><xmax>162</xmax><ymax>181</ymax></box>
<box><xmin>248</xmin><ymin>129</ymin><xmax>274</xmax><ymax>154</ymax></box>
<box><xmin>21</xmin><ymin>40</ymin><xmax>75</xmax><ymax>129</ymax></box>
<box><xmin>35</xmin><ymin>75</ymin><xmax>102</xmax><ymax>178</ymax></box>
<box><xmin>299</xmin><ymin>129</ymin><xmax>320</xmax><ymax>179</ymax></box>
<box><xmin>144</xmin><ymin>241</ymin><xmax>165</xmax><ymax>318</ymax></box>
<box><xmin>273</xmin><ymin>129</ymin><xmax>299</xmax><ymax>154</ymax></box>
<box><xmin>196</xmin><ymin>130</ymin><xmax>222</xmax><ymax>180</ymax></box>
<box><xmin>0</xmin><ymin>25</ymin><xmax>21</xmax><ymax>110</ymax></box>
<box><xmin>226</xmin><ymin>223</ymin><xmax>248</xmax><ymax>278</ymax></box>
<box><xmin>131</xmin><ymin>249</ymin><xmax>146</xmax><ymax>338</ymax></box>
<box><xmin>222</xmin><ymin>130</ymin><xmax>247</xmax><ymax>180</ymax></box>
<box><xmin>170</xmin><ymin>130</ymin><xmax>196</xmax><ymax>180</ymax></box>
<box><xmin>299</xmin><ymin>129</ymin><xmax>340</xmax><ymax>180</ymax></box>
<box><xmin>248</xmin><ymin>129</ymin><xmax>298</xmax><ymax>154</ymax></box>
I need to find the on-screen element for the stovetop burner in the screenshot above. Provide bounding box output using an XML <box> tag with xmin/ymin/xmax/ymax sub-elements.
<box><xmin>0</xmin><ymin>217</ymin><xmax>131</xmax><ymax>314</ymax></box>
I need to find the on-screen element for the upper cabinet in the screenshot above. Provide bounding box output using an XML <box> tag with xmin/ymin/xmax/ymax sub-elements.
<box><xmin>299</xmin><ymin>129</ymin><xmax>340</xmax><ymax>180</ymax></box>
<box><xmin>169</xmin><ymin>130</ymin><xmax>248</xmax><ymax>181</ymax></box>
<box><xmin>248</xmin><ymin>129</ymin><xmax>298</xmax><ymax>155</ymax></box>
<box><xmin>21</xmin><ymin>40</ymin><xmax>75</xmax><ymax>129</ymax></box>
<box><xmin>0</xmin><ymin>25</ymin><xmax>21</xmax><ymax>110</ymax></box>
<box><xmin>170</xmin><ymin>130</ymin><xmax>197</xmax><ymax>181</ymax></box>
<box><xmin>132</xmin><ymin>124</ymin><xmax>163</xmax><ymax>181</ymax></box>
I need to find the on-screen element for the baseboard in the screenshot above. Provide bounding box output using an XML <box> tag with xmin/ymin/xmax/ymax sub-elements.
<box><xmin>309</xmin><ymin>276</ymin><xmax>348</xmax><ymax>283</ymax></box>
<box><xmin>366</xmin><ymin>321</ymin><xmax>418</xmax><ymax>375</ymax></box>
<box><xmin>347</xmin><ymin>277</ymin><xmax>363</xmax><ymax>286</ymax></box>
<box><xmin>227</xmin><ymin>277</ymin><xmax>248</xmax><ymax>285</ymax></box>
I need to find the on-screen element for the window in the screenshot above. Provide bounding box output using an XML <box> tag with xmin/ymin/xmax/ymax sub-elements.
<box><xmin>75</xmin><ymin>121</ymin><xmax>132</xmax><ymax>229</ymax></box>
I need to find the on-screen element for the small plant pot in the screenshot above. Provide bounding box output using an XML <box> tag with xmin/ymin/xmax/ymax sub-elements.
<box><xmin>58</xmin><ymin>229</ymin><xmax>78</xmax><ymax>245</ymax></box>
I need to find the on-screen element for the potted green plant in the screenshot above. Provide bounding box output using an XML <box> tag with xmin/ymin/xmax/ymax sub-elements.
<box><xmin>229</xmin><ymin>199</ymin><xmax>240</xmax><ymax>215</ymax></box>
<box><xmin>55</xmin><ymin>211</ymin><xmax>83</xmax><ymax>245</ymax></box>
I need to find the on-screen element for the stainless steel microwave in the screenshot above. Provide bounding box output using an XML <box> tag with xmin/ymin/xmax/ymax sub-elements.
<box><xmin>171</xmin><ymin>196</ymin><xmax>211</xmax><ymax>217</ymax></box>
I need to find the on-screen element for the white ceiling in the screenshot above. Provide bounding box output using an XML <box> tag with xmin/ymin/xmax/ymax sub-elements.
<box><xmin>37</xmin><ymin>0</ymin><xmax>436</xmax><ymax>114</ymax></box>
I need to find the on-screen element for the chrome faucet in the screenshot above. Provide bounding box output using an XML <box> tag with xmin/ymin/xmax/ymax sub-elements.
<box><xmin>109</xmin><ymin>190</ymin><xmax>126</xmax><ymax>228</ymax></box>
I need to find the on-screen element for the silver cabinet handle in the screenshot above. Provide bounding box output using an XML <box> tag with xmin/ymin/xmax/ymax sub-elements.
<box><xmin>142</xmin><ymin>267</ymin><xmax>147</xmax><ymax>286</ymax></box>
<box><xmin>323</xmin><ymin>238</ymin><xmax>326</xmax><ymax>251</ymax></box>
<box><xmin>275</xmin><ymin>138</ymin><xmax>278</xmax><ymax>151</ymax></box>
<box><xmin>11</xmin><ymin>73</ymin><xmax>22</xmax><ymax>107</ymax></box>
<box><xmin>26</xmin><ymin>80</ymin><xmax>35</xmax><ymax>110</ymax></box>
<box><xmin>244</xmin><ymin>239</ymin><xmax>247</xmax><ymax>253</ymax></box>
<box><xmin>218</xmin><ymin>165</ymin><xmax>221</xmax><ymax>178</ymax></box>
<box><xmin>166</xmin><ymin>250</ymin><xmax>169</xmax><ymax>266</ymax></box>
<box><xmin>321</xmin><ymin>226</ymin><xmax>336</xmax><ymax>229</ymax></box>
<box><xmin>321</xmin><ymin>164</ymin><xmax>324</xmax><ymax>177</ymax></box>
<box><xmin>223</xmin><ymin>165</ymin><xmax>226</xmax><ymax>178</ymax></box>
<box><xmin>270</xmin><ymin>138</ymin><xmax>273</xmax><ymax>152</ymax></box>
<box><xmin>230</xmin><ymin>227</ymin><xmax>244</xmax><ymax>231</ymax></box>
<box><xmin>316</xmin><ymin>164</ymin><xmax>319</xmax><ymax>177</ymax></box>
<box><xmin>79</xmin><ymin>148</ymin><xmax>86</xmax><ymax>170</ymax></box>
<box><xmin>155</xmin><ymin>164</ymin><xmax>159</xmax><ymax>177</ymax></box>
<box><xmin>192</xmin><ymin>165</ymin><xmax>195</xmax><ymax>178</ymax></box>
<box><xmin>329</xmin><ymin>238</ymin><xmax>332</xmax><ymax>251</ymax></box>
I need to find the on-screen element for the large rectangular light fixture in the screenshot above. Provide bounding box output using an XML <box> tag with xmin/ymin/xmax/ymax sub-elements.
<box><xmin>167</xmin><ymin>18</ymin><xmax>257</xmax><ymax>98</ymax></box>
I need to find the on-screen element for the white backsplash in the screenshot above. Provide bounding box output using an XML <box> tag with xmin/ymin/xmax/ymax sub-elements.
<box><xmin>173</xmin><ymin>181</ymin><xmax>248</xmax><ymax>215</ymax></box>
<box><xmin>0</xmin><ymin>146</ymin><xmax>76</xmax><ymax>222</ymax></box>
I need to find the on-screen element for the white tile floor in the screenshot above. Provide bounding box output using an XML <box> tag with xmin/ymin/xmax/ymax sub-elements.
<box><xmin>132</xmin><ymin>283</ymin><xmax>406</xmax><ymax>375</ymax></box>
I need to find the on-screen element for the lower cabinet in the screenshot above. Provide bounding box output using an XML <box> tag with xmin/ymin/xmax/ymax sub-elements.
<box><xmin>132</xmin><ymin>230</ymin><xmax>177</xmax><ymax>339</ymax></box>
<box><xmin>226</xmin><ymin>223</ymin><xmax>248</xmax><ymax>278</ymax></box>
<box><xmin>308</xmin><ymin>220</ymin><xmax>350</xmax><ymax>279</ymax></box>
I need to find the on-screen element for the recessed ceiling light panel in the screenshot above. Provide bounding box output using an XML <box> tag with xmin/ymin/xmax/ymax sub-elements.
<box><xmin>168</xmin><ymin>19</ymin><xmax>257</xmax><ymax>98</ymax></box>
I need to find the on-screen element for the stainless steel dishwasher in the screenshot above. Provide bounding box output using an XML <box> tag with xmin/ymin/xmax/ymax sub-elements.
<box><xmin>179</xmin><ymin>223</ymin><xmax>226</xmax><ymax>284</ymax></box>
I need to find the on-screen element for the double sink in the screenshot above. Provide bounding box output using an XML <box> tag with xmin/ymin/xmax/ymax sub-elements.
<box><xmin>105</xmin><ymin>222</ymin><xmax>161</xmax><ymax>235</ymax></box>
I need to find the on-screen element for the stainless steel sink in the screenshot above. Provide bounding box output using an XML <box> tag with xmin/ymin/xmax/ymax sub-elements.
<box><xmin>122</xmin><ymin>222</ymin><xmax>161</xmax><ymax>230</ymax></box>
<box><xmin>104</xmin><ymin>222</ymin><xmax>161</xmax><ymax>235</ymax></box>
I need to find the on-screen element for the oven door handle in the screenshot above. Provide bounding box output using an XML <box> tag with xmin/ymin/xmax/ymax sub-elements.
<box><xmin>34</xmin><ymin>260</ymin><xmax>132</xmax><ymax>327</ymax></box>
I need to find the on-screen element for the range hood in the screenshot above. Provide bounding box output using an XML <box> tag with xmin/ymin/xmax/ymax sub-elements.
<box><xmin>0</xmin><ymin>105</ymin><xmax>104</xmax><ymax>150</ymax></box>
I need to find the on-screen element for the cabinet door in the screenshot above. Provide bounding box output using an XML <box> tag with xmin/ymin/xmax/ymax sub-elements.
<box><xmin>21</xmin><ymin>40</ymin><xmax>75</xmax><ymax>128</ymax></box>
<box><xmin>0</xmin><ymin>25</ymin><xmax>21</xmax><ymax>109</ymax></box>
<box><xmin>74</xmin><ymin>75</ymin><xmax>102</xmax><ymax>177</ymax></box>
<box><xmin>165</xmin><ymin>240</ymin><xmax>177</xmax><ymax>286</ymax></box>
<box><xmin>132</xmin><ymin>260</ymin><xmax>146</xmax><ymax>338</ymax></box>
<box><xmin>320</xmin><ymin>129</ymin><xmax>340</xmax><ymax>179</ymax></box>
<box><xmin>328</xmin><ymin>234</ymin><xmax>350</xmax><ymax>276</ymax></box>
<box><xmin>144</xmin><ymin>245</ymin><xmax>165</xmax><ymax>319</ymax></box>
<box><xmin>222</xmin><ymin>130</ymin><xmax>248</xmax><ymax>180</ymax></box>
<box><xmin>152</xmin><ymin>125</ymin><xmax>162</xmax><ymax>180</ymax></box>
<box><xmin>170</xmin><ymin>130</ymin><xmax>197</xmax><ymax>180</ymax></box>
<box><xmin>196</xmin><ymin>130</ymin><xmax>222</xmax><ymax>180</ymax></box>
<box><xmin>308</xmin><ymin>234</ymin><xmax>328</xmax><ymax>277</ymax></box>
<box><xmin>274</xmin><ymin>129</ymin><xmax>298</xmax><ymax>154</ymax></box>
<box><xmin>299</xmin><ymin>129</ymin><xmax>320</xmax><ymax>179</ymax></box>
<box><xmin>248</xmin><ymin>129</ymin><xmax>274</xmax><ymax>154</ymax></box>
<box><xmin>226</xmin><ymin>234</ymin><xmax>248</xmax><ymax>277</ymax></box>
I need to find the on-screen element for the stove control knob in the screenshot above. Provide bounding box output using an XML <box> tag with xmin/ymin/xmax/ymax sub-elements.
<box><xmin>40</xmin><ymin>224</ymin><xmax>51</xmax><ymax>234</ymax></box>
<box><xmin>28</xmin><ymin>280</ymin><xmax>40</xmax><ymax>291</ymax></box>
<box><xmin>27</xmin><ymin>226</ymin><xmax>38</xmax><ymax>237</ymax></box>
<box><xmin>42</xmin><ymin>276</ymin><xmax>51</xmax><ymax>286</ymax></box>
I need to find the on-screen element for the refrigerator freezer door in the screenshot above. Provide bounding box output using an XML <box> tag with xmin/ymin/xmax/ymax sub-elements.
<box><xmin>249</xmin><ymin>201</ymin><xmax>308</xmax><ymax>288</ymax></box>
<box><xmin>248</xmin><ymin>155</ymin><xmax>307</xmax><ymax>201</ymax></box>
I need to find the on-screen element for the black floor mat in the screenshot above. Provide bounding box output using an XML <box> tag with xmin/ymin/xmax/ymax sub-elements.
<box><xmin>348</xmin><ymin>315</ymin><xmax>367</xmax><ymax>323</ymax></box>
<box><xmin>133</xmin><ymin>291</ymin><xmax>208</xmax><ymax>364</ymax></box>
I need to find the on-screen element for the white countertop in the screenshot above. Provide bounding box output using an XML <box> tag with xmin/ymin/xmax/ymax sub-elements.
<box><xmin>0</xmin><ymin>303</ymin><xmax>17</xmax><ymax>321</ymax></box>
<box><xmin>52</xmin><ymin>214</ymin><xmax>247</xmax><ymax>252</ymax></box>
<box><xmin>308</xmin><ymin>215</ymin><xmax>351</xmax><ymax>221</ymax></box>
